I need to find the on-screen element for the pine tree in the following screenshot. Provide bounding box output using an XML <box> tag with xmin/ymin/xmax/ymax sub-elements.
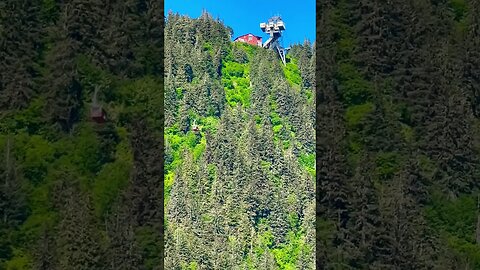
<box><xmin>344</xmin><ymin>156</ymin><xmax>382</xmax><ymax>267</ymax></box>
<box><xmin>99</xmin><ymin>0</ymin><xmax>144</xmax><ymax>77</ymax></box>
<box><xmin>0</xmin><ymin>0</ymin><xmax>41</xmax><ymax>109</ymax></box>
<box><xmin>377</xmin><ymin>166</ymin><xmax>437</xmax><ymax>269</ymax></box>
<box><xmin>53</xmin><ymin>176</ymin><xmax>103</xmax><ymax>270</ymax></box>
<box><xmin>43</xmin><ymin>1</ymin><xmax>89</xmax><ymax>132</ymax></box>
<box><xmin>464</xmin><ymin>0</ymin><xmax>480</xmax><ymax>118</ymax></box>
<box><xmin>33</xmin><ymin>226</ymin><xmax>57</xmax><ymax>270</ymax></box>
<box><xmin>104</xmin><ymin>204</ymin><xmax>143</xmax><ymax>270</ymax></box>
<box><xmin>0</xmin><ymin>137</ymin><xmax>28</xmax><ymax>265</ymax></box>
<box><xmin>125</xmin><ymin>115</ymin><xmax>163</xmax><ymax>269</ymax></box>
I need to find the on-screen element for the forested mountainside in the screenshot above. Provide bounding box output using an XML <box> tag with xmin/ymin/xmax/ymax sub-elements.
<box><xmin>0</xmin><ymin>1</ymin><xmax>163</xmax><ymax>269</ymax></box>
<box><xmin>163</xmin><ymin>12</ymin><xmax>315</xmax><ymax>269</ymax></box>
<box><xmin>317</xmin><ymin>0</ymin><xmax>480</xmax><ymax>269</ymax></box>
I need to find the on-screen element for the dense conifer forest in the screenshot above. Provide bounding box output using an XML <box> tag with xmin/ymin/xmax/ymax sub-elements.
<box><xmin>317</xmin><ymin>0</ymin><xmax>480</xmax><ymax>268</ymax></box>
<box><xmin>4</xmin><ymin>0</ymin><xmax>480</xmax><ymax>269</ymax></box>
<box><xmin>163</xmin><ymin>12</ymin><xmax>315</xmax><ymax>269</ymax></box>
<box><xmin>0</xmin><ymin>0</ymin><xmax>164</xmax><ymax>269</ymax></box>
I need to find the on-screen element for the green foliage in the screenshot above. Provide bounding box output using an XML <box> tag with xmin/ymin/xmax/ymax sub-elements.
<box><xmin>136</xmin><ymin>226</ymin><xmax>162</xmax><ymax>270</ymax></box>
<box><xmin>118</xmin><ymin>76</ymin><xmax>163</xmax><ymax>125</ymax></box>
<box><xmin>258</xmin><ymin>230</ymin><xmax>274</xmax><ymax>250</ymax></box>
<box><xmin>222</xmin><ymin>61</ymin><xmax>245</xmax><ymax>78</ymax></box>
<box><xmin>188</xmin><ymin>261</ymin><xmax>199</xmax><ymax>270</ymax></box>
<box><xmin>272</xmin><ymin>124</ymin><xmax>283</xmax><ymax>134</ymax></box>
<box><xmin>92</xmin><ymin>157</ymin><xmax>131</xmax><ymax>218</ymax></box>
<box><xmin>400</xmin><ymin>123</ymin><xmax>414</xmax><ymax>144</ymax></box>
<box><xmin>222</xmin><ymin>60</ymin><xmax>252</xmax><ymax>107</ymax></box>
<box><xmin>12</xmin><ymin>98</ymin><xmax>46</xmax><ymax>135</ymax></box>
<box><xmin>15</xmin><ymin>134</ymin><xmax>55</xmax><ymax>184</ymax></box>
<box><xmin>77</xmin><ymin>54</ymin><xmax>114</xmax><ymax>94</ymax></box>
<box><xmin>345</xmin><ymin>102</ymin><xmax>375</xmax><ymax>128</ymax></box>
<box><xmin>4</xmin><ymin>248</ymin><xmax>32</xmax><ymax>270</ymax></box>
<box><xmin>272</xmin><ymin>232</ymin><xmax>303</xmax><ymax>270</ymax></box>
<box><xmin>320</xmin><ymin>0</ymin><xmax>480</xmax><ymax>267</ymax></box>
<box><xmin>224</xmin><ymin>77</ymin><xmax>251</xmax><ymax>107</ymax></box>
<box><xmin>426</xmin><ymin>192</ymin><xmax>477</xmax><ymax>242</ymax></box>
<box><xmin>426</xmin><ymin>192</ymin><xmax>480</xmax><ymax>267</ymax></box>
<box><xmin>337</xmin><ymin>37</ymin><xmax>356</xmax><ymax>59</ymax></box>
<box><xmin>317</xmin><ymin>218</ymin><xmax>336</xmax><ymax>240</ymax></box>
<box><xmin>0</xmin><ymin>1</ymin><xmax>165</xmax><ymax>268</ymax></box>
<box><xmin>164</xmin><ymin>13</ymin><xmax>315</xmax><ymax>269</ymax></box>
<box><xmin>449</xmin><ymin>0</ymin><xmax>467</xmax><ymax>21</ymax></box>
<box><xmin>299</xmin><ymin>153</ymin><xmax>315</xmax><ymax>177</ymax></box>
<box><xmin>375</xmin><ymin>152</ymin><xmax>402</xmax><ymax>181</ymax></box>
<box><xmin>233</xmin><ymin>42</ymin><xmax>258</xmax><ymax>59</ymax></box>
<box><xmin>337</xmin><ymin>63</ymin><xmax>373</xmax><ymax>105</ymax></box>
<box><xmin>203</xmin><ymin>42</ymin><xmax>213</xmax><ymax>53</ymax></box>
<box><xmin>19</xmin><ymin>209</ymin><xmax>56</xmax><ymax>245</ymax></box>
<box><xmin>192</xmin><ymin>136</ymin><xmax>206</xmax><ymax>160</ymax></box>
<box><xmin>200</xmin><ymin>116</ymin><xmax>219</xmax><ymax>132</ymax></box>
<box><xmin>184</xmin><ymin>131</ymin><xmax>200</xmax><ymax>148</ymax></box>
<box><xmin>0</xmin><ymin>8</ymin><xmax>314</xmax><ymax>269</ymax></box>
<box><xmin>417</xmin><ymin>155</ymin><xmax>437</xmax><ymax>179</ymax></box>
<box><xmin>164</xmin><ymin>172</ymin><xmax>175</xmax><ymax>206</ymax></box>
<box><xmin>270</xmin><ymin>111</ymin><xmax>282</xmax><ymax>126</ymax></box>
<box><xmin>40</xmin><ymin>0</ymin><xmax>59</xmax><ymax>23</ymax></box>
<box><xmin>283</xmin><ymin>59</ymin><xmax>302</xmax><ymax>87</ymax></box>
<box><xmin>446</xmin><ymin>237</ymin><xmax>480</xmax><ymax>268</ymax></box>
<box><xmin>70</xmin><ymin>125</ymin><xmax>104</xmax><ymax>174</ymax></box>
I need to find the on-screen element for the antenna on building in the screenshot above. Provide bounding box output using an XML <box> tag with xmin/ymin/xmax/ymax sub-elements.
<box><xmin>260</xmin><ymin>15</ymin><xmax>287</xmax><ymax>65</ymax></box>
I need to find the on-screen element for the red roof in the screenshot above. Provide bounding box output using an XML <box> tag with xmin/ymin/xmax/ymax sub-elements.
<box><xmin>233</xmin><ymin>33</ymin><xmax>262</xmax><ymax>46</ymax></box>
<box><xmin>234</xmin><ymin>33</ymin><xmax>262</xmax><ymax>41</ymax></box>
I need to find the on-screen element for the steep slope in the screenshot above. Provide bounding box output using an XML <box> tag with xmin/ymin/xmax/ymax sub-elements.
<box><xmin>164</xmin><ymin>12</ymin><xmax>315</xmax><ymax>269</ymax></box>
<box><xmin>317</xmin><ymin>0</ymin><xmax>480</xmax><ymax>268</ymax></box>
<box><xmin>0</xmin><ymin>1</ymin><xmax>163</xmax><ymax>269</ymax></box>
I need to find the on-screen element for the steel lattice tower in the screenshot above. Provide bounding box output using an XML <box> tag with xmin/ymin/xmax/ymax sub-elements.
<box><xmin>260</xmin><ymin>16</ymin><xmax>287</xmax><ymax>65</ymax></box>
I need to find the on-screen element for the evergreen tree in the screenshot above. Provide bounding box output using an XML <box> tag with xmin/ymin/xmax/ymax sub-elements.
<box><xmin>0</xmin><ymin>137</ymin><xmax>28</xmax><ymax>266</ymax></box>
<box><xmin>53</xmin><ymin>176</ymin><xmax>103</xmax><ymax>270</ymax></box>
<box><xmin>0</xmin><ymin>0</ymin><xmax>41</xmax><ymax>109</ymax></box>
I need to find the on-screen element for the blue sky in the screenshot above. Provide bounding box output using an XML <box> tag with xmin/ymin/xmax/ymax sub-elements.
<box><xmin>165</xmin><ymin>0</ymin><xmax>315</xmax><ymax>47</ymax></box>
